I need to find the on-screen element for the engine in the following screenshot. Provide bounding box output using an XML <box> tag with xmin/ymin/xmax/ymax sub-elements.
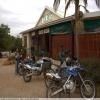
<box><xmin>65</xmin><ymin>79</ymin><xmax>76</xmax><ymax>93</ymax></box>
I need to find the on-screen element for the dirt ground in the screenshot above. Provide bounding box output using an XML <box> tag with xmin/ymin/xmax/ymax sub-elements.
<box><xmin>0</xmin><ymin>58</ymin><xmax>99</xmax><ymax>98</ymax></box>
<box><xmin>0</xmin><ymin>58</ymin><xmax>46</xmax><ymax>98</ymax></box>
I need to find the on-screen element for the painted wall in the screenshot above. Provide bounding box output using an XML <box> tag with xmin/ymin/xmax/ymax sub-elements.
<box><xmin>50</xmin><ymin>33</ymin><xmax>100</xmax><ymax>59</ymax></box>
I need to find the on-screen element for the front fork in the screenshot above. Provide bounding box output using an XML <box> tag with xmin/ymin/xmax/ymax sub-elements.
<box><xmin>63</xmin><ymin>75</ymin><xmax>72</xmax><ymax>97</ymax></box>
<box><xmin>78</xmin><ymin>72</ymin><xmax>89</xmax><ymax>92</ymax></box>
<box><xmin>51</xmin><ymin>75</ymin><xmax>72</xmax><ymax>97</ymax></box>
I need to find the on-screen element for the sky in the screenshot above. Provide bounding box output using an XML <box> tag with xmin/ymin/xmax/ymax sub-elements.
<box><xmin>0</xmin><ymin>0</ymin><xmax>99</xmax><ymax>36</ymax></box>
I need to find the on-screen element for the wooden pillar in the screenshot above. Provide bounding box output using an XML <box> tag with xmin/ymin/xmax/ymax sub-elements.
<box><xmin>36</xmin><ymin>31</ymin><xmax>39</xmax><ymax>53</ymax></box>
<box><xmin>42</xmin><ymin>34</ymin><xmax>46</xmax><ymax>50</ymax></box>
<box><xmin>26</xmin><ymin>33</ymin><xmax>32</xmax><ymax>56</ymax></box>
<box><xmin>71</xmin><ymin>20</ymin><xmax>75</xmax><ymax>57</ymax></box>
<box><xmin>49</xmin><ymin>34</ymin><xmax>52</xmax><ymax>57</ymax></box>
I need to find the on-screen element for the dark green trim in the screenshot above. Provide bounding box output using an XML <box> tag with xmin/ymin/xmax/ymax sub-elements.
<box><xmin>51</xmin><ymin>32</ymin><xmax>71</xmax><ymax>36</ymax></box>
<box><xmin>50</xmin><ymin>21</ymin><xmax>72</xmax><ymax>34</ymax></box>
<box><xmin>84</xmin><ymin>19</ymin><xmax>100</xmax><ymax>32</ymax></box>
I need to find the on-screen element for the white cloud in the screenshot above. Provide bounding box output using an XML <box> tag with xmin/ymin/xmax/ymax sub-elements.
<box><xmin>0</xmin><ymin>0</ymin><xmax>54</xmax><ymax>36</ymax></box>
<box><xmin>57</xmin><ymin>0</ymin><xmax>99</xmax><ymax>16</ymax></box>
<box><xmin>0</xmin><ymin>0</ymin><xmax>99</xmax><ymax>36</ymax></box>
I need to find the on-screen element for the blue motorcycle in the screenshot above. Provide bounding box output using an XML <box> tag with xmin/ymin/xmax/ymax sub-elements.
<box><xmin>46</xmin><ymin>59</ymin><xmax>95</xmax><ymax>98</ymax></box>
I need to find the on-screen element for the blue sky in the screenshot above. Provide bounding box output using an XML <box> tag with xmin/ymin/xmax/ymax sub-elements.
<box><xmin>0</xmin><ymin>0</ymin><xmax>99</xmax><ymax>36</ymax></box>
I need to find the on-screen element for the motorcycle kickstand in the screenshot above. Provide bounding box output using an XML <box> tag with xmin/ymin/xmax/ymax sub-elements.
<box><xmin>64</xmin><ymin>89</ymin><xmax>70</xmax><ymax>98</ymax></box>
<box><xmin>67</xmin><ymin>89</ymin><xmax>71</xmax><ymax>98</ymax></box>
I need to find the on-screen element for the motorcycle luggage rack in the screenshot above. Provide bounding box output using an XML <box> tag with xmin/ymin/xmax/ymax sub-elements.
<box><xmin>42</xmin><ymin>61</ymin><xmax>51</xmax><ymax>71</ymax></box>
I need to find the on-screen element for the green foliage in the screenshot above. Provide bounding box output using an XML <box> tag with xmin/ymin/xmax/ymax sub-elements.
<box><xmin>80</xmin><ymin>58</ymin><xmax>100</xmax><ymax>83</ymax></box>
<box><xmin>0</xmin><ymin>24</ymin><xmax>10</xmax><ymax>51</ymax></box>
<box><xmin>11</xmin><ymin>37</ymin><xmax>22</xmax><ymax>52</ymax></box>
<box><xmin>0</xmin><ymin>24</ymin><xmax>10</xmax><ymax>34</ymax></box>
<box><xmin>0</xmin><ymin>24</ymin><xmax>22</xmax><ymax>52</ymax></box>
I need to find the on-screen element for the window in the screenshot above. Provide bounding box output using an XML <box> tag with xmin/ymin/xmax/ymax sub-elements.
<box><xmin>41</xmin><ymin>14</ymin><xmax>53</xmax><ymax>24</ymax></box>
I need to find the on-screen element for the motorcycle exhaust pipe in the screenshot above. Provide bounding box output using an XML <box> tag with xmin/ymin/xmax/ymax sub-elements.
<box><xmin>51</xmin><ymin>88</ymin><xmax>63</xmax><ymax>96</ymax></box>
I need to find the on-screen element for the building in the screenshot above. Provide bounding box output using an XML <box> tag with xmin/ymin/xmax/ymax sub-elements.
<box><xmin>20</xmin><ymin>7</ymin><xmax>100</xmax><ymax>59</ymax></box>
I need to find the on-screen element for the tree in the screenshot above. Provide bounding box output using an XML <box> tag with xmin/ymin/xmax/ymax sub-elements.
<box><xmin>0</xmin><ymin>24</ymin><xmax>10</xmax><ymax>51</ymax></box>
<box><xmin>0</xmin><ymin>24</ymin><xmax>22</xmax><ymax>52</ymax></box>
<box><xmin>96</xmin><ymin>0</ymin><xmax>100</xmax><ymax>7</ymax></box>
<box><xmin>53</xmin><ymin>0</ymin><xmax>100</xmax><ymax>58</ymax></box>
<box><xmin>14</xmin><ymin>37</ymin><xmax>22</xmax><ymax>51</ymax></box>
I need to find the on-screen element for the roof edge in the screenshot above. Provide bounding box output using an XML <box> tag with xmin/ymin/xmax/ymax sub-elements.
<box><xmin>35</xmin><ymin>6</ymin><xmax>62</xmax><ymax>27</ymax></box>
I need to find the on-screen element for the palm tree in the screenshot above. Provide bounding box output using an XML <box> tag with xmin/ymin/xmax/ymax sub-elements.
<box><xmin>96</xmin><ymin>0</ymin><xmax>100</xmax><ymax>7</ymax></box>
<box><xmin>53</xmin><ymin>0</ymin><xmax>100</xmax><ymax>59</ymax></box>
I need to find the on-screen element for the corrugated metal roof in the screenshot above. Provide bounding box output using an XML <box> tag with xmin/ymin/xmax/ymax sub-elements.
<box><xmin>20</xmin><ymin>11</ymin><xmax>100</xmax><ymax>34</ymax></box>
<box><xmin>84</xmin><ymin>11</ymin><xmax>100</xmax><ymax>18</ymax></box>
<box><xmin>20</xmin><ymin>16</ymin><xmax>73</xmax><ymax>34</ymax></box>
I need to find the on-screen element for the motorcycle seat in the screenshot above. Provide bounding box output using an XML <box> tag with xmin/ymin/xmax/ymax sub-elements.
<box><xmin>46</xmin><ymin>72</ymin><xmax>61</xmax><ymax>80</ymax></box>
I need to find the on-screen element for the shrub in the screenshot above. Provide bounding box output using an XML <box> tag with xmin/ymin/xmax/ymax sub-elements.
<box><xmin>7</xmin><ymin>54</ymin><xmax>15</xmax><ymax>64</ymax></box>
<box><xmin>80</xmin><ymin>58</ymin><xmax>100</xmax><ymax>83</ymax></box>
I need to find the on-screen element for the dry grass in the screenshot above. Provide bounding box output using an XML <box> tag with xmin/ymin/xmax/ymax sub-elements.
<box><xmin>1</xmin><ymin>58</ymin><xmax>15</xmax><ymax>65</ymax></box>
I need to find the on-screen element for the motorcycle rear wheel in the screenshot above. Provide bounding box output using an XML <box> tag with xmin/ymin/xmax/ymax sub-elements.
<box><xmin>23</xmin><ymin>69</ymin><xmax>32</xmax><ymax>82</ymax></box>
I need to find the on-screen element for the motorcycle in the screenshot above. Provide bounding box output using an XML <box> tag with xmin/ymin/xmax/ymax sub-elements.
<box><xmin>46</xmin><ymin>57</ymin><xmax>95</xmax><ymax>98</ymax></box>
<box><xmin>22</xmin><ymin>56</ymin><xmax>52</xmax><ymax>82</ymax></box>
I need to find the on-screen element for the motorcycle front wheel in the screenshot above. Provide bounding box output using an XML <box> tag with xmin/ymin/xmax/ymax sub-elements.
<box><xmin>81</xmin><ymin>79</ymin><xmax>95</xmax><ymax>98</ymax></box>
<box><xmin>23</xmin><ymin>69</ymin><xmax>32</xmax><ymax>82</ymax></box>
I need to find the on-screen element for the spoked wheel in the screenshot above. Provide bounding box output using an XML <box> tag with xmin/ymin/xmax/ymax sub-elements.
<box><xmin>44</xmin><ymin>69</ymin><xmax>54</xmax><ymax>88</ymax></box>
<box><xmin>46</xmin><ymin>85</ymin><xmax>61</xmax><ymax>98</ymax></box>
<box><xmin>81</xmin><ymin>80</ymin><xmax>95</xmax><ymax>98</ymax></box>
<box><xmin>23</xmin><ymin>69</ymin><xmax>32</xmax><ymax>82</ymax></box>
